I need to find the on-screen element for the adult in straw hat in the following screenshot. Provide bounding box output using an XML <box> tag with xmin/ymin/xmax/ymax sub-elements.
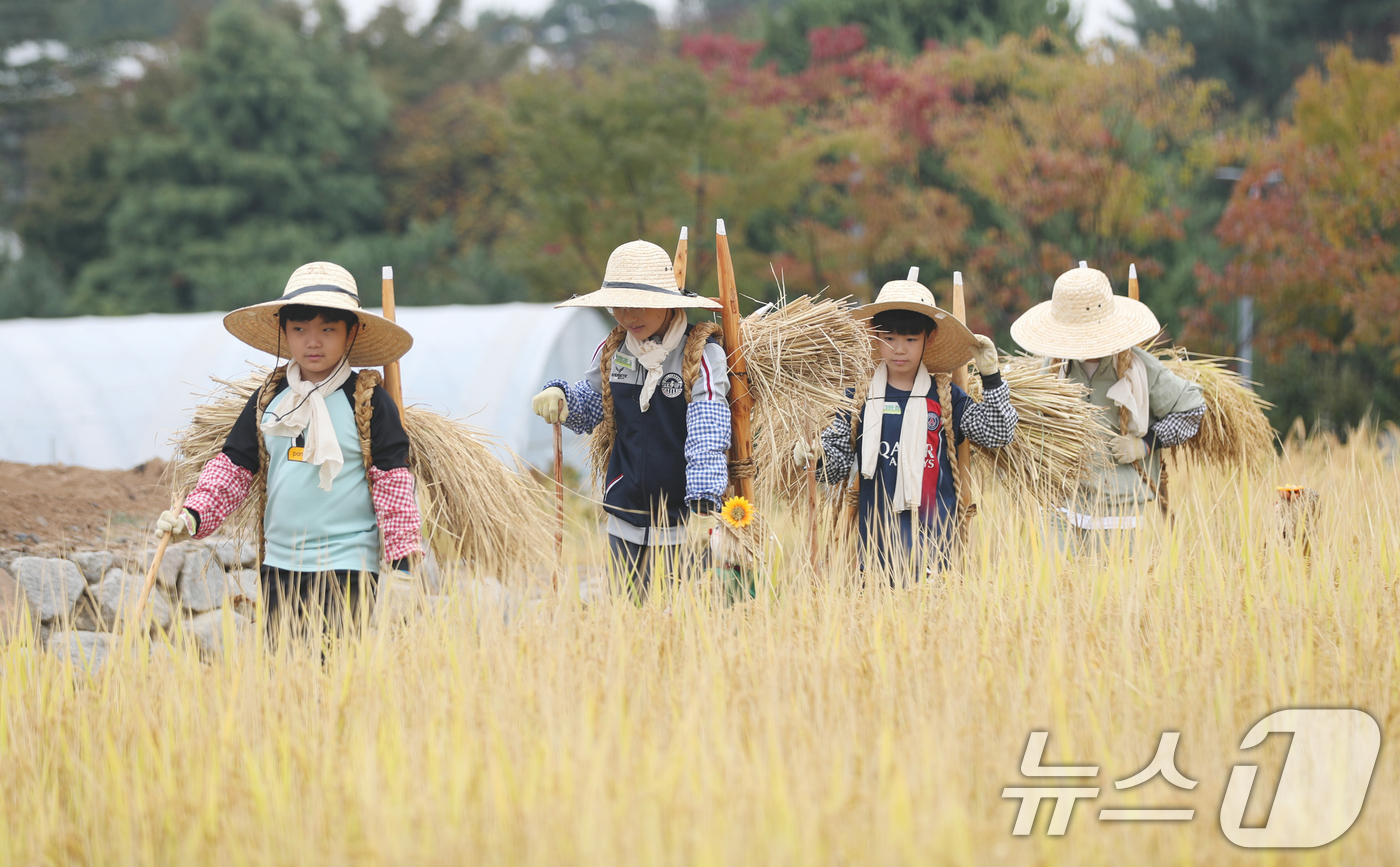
<box><xmin>796</xmin><ymin>273</ymin><xmax>1019</xmax><ymax>580</ymax></box>
<box><xmin>1010</xmin><ymin>263</ymin><xmax>1204</xmax><ymax>545</ymax></box>
<box><xmin>531</xmin><ymin>240</ymin><xmax>729</xmax><ymax>601</ymax></box>
<box><xmin>155</xmin><ymin>261</ymin><xmax>423</xmax><ymax>638</ymax></box>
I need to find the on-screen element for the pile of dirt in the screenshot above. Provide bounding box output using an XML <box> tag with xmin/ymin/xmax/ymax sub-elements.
<box><xmin>0</xmin><ymin>459</ymin><xmax>171</xmax><ymax>558</ymax></box>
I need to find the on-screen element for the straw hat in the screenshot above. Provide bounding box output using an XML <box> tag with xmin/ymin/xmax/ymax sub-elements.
<box><xmin>1010</xmin><ymin>266</ymin><xmax>1160</xmax><ymax>359</ymax></box>
<box><xmin>223</xmin><ymin>262</ymin><xmax>413</xmax><ymax>367</ymax></box>
<box><xmin>857</xmin><ymin>278</ymin><xmax>979</xmax><ymax>373</ymax></box>
<box><xmin>556</xmin><ymin>240</ymin><xmax>722</xmax><ymax>311</ymax></box>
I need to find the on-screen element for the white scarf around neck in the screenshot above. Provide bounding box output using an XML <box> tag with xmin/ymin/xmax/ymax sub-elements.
<box><xmin>860</xmin><ymin>361</ymin><xmax>934</xmax><ymax>519</ymax></box>
<box><xmin>259</xmin><ymin>361</ymin><xmax>354</xmax><ymax>491</ymax></box>
<box><xmin>625</xmin><ymin>311</ymin><xmax>688</xmax><ymax>412</ymax></box>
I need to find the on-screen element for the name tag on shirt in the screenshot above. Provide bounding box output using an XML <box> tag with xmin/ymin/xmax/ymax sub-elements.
<box><xmin>883</xmin><ymin>401</ymin><xmax>902</xmax><ymax>415</ymax></box>
<box><xmin>287</xmin><ymin>446</ymin><xmax>305</xmax><ymax>462</ymax></box>
<box><xmin>614</xmin><ymin>354</ymin><xmax>635</xmax><ymax>370</ymax></box>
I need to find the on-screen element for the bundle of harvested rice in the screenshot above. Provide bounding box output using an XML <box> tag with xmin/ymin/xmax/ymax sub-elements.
<box><xmin>740</xmin><ymin>293</ymin><xmax>874</xmax><ymax>500</ymax></box>
<box><xmin>966</xmin><ymin>355</ymin><xmax>1105</xmax><ymax>506</ymax></box>
<box><xmin>1155</xmin><ymin>347</ymin><xmax>1276</xmax><ymax>472</ymax></box>
<box><xmin>166</xmin><ymin>367</ymin><xmax>550</xmax><ymax>574</ymax></box>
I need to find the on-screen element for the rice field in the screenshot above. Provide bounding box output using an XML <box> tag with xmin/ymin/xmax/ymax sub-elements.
<box><xmin>2</xmin><ymin>426</ymin><xmax>1398</xmax><ymax>865</ymax></box>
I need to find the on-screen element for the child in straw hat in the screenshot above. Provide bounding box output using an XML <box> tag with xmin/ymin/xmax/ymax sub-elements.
<box><xmin>796</xmin><ymin>276</ymin><xmax>1018</xmax><ymax>577</ymax></box>
<box><xmin>154</xmin><ymin>262</ymin><xmax>423</xmax><ymax>633</ymax></box>
<box><xmin>531</xmin><ymin>240</ymin><xmax>729</xmax><ymax>601</ymax></box>
<box><xmin>1009</xmin><ymin>264</ymin><xmax>1204</xmax><ymax>547</ymax></box>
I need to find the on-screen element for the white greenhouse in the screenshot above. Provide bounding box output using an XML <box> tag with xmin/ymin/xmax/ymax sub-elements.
<box><xmin>0</xmin><ymin>303</ymin><xmax>612</xmax><ymax>473</ymax></box>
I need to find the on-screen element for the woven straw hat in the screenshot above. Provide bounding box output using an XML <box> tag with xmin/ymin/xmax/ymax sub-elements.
<box><xmin>1010</xmin><ymin>266</ymin><xmax>1160</xmax><ymax>359</ymax></box>
<box><xmin>857</xmin><ymin>278</ymin><xmax>979</xmax><ymax>373</ymax></box>
<box><xmin>223</xmin><ymin>262</ymin><xmax>413</xmax><ymax>367</ymax></box>
<box><xmin>556</xmin><ymin>240</ymin><xmax>722</xmax><ymax>311</ymax></box>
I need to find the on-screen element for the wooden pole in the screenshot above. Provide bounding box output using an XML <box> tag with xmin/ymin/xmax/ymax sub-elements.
<box><xmin>715</xmin><ymin>219</ymin><xmax>755</xmax><ymax>505</ymax></box>
<box><xmin>381</xmin><ymin>266</ymin><xmax>405</xmax><ymax>415</ymax></box>
<box><xmin>1128</xmin><ymin>263</ymin><xmax>1139</xmax><ymax>302</ymax></box>
<box><xmin>807</xmin><ymin>420</ymin><xmax>819</xmax><ymax>572</ymax></box>
<box><xmin>951</xmin><ymin>272</ymin><xmax>976</xmax><ymax>526</ymax></box>
<box><xmin>131</xmin><ymin>513</ymin><xmax>179</xmax><ymax>628</ymax></box>
<box><xmin>553</xmin><ymin>409</ymin><xmax>564</xmax><ymax>591</ymax></box>
<box><xmin>673</xmin><ymin>226</ymin><xmax>689</xmax><ymax>291</ymax></box>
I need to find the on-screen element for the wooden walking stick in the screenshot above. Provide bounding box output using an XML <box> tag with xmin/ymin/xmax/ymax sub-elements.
<box><xmin>130</xmin><ymin>502</ymin><xmax>183</xmax><ymax>628</ymax></box>
<box><xmin>1128</xmin><ymin>262</ymin><xmax>1140</xmax><ymax>302</ymax></box>
<box><xmin>553</xmin><ymin>403</ymin><xmax>564</xmax><ymax>591</ymax></box>
<box><xmin>806</xmin><ymin>419</ymin><xmax>819</xmax><ymax>572</ymax></box>
<box><xmin>1126</xmin><ymin>262</ymin><xmax>1170</xmax><ymax>516</ymax></box>
<box><xmin>715</xmin><ymin>219</ymin><xmax>755</xmax><ymax>505</ymax></box>
<box><xmin>950</xmin><ymin>272</ymin><xmax>977</xmax><ymax>534</ymax></box>
<box><xmin>673</xmin><ymin>226</ymin><xmax>688</xmax><ymax>291</ymax></box>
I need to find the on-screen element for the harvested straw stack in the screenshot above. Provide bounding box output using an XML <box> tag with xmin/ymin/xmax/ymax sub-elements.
<box><xmin>740</xmin><ymin>294</ymin><xmax>874</xmax><ymax>501</ymax></box>
<box><xmin>966</xmin><ymin>355</ymin><xmax>1105</xmax><ymax>506</ymax></box>
<box><xmin>1156</xmin><ymin>347</ymin><xmax>1276</xmax><ymax>472</ymax></box>
<box><xmin>166</xmin><ymin>368</ymin><xmax>551</xmax><ymax>575</ymax></box>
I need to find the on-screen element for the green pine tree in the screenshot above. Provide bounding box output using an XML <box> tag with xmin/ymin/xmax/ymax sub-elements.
<box><xmin>73</xmin><ymin>1</ymin><xmax>390</xmax><ymax>313</ymax></box>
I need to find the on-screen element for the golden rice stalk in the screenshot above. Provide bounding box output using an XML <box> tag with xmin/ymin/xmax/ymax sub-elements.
<box><xmin>740</xmin><ymin>294</ymin><xmax>874</xmax><ymax>501</ymax></box>
<box><xmin>966</xmin><ymin>356</ymin><xmax>1105</xmax><ymax>506</ymax></box>
<box><xmin>166</xmin><ymin>368</ymin><xmax>550</xmax><ymax>575</ymax></box>
<box><xmin>1156</xmin><ymin>348</ymin><xmax>1277</xmax><ymax>472</ymax></box>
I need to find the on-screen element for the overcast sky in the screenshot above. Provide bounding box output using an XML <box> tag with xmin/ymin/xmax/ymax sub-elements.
<box><xmin>337</xmin><ymin>0</ymin><xmax>1136</xmax><ymax>42</ymax></box>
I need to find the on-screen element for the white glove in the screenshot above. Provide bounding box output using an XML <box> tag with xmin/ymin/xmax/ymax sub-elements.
<box><xmin>156</xmin><ymin>508</ymin><xmax>196</xmax><ymax>540</ymax></box>
<box><xmin>1109</xmin><ymin>434</ymin><xmax>1149</xmax><ymax>465</ymax></box>
<box><xmin>972</xmin><ymin>334</ymin><xmax>1000</xmax><ymax>376</ymax></box>
<box><xmin>531</xmin><ymin>387</ymin><xmax>569</xmax><ymax>425</ymax></box>
<box><xmin>792</xmin><ymin>436</ymin><xmax>819</xmax><ymax>468</ymax></box>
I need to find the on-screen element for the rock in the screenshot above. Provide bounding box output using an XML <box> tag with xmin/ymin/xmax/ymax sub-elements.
<box><xmin>0</xmin><ymin>567</ymin><xmax>28</xmax><ymax>638</ymax></box>
<box><xmin>46</xmin><ymin>630</ymin><xmax>114</xmax><ymax>675</ymax></box>
<box><xmin>68</xmin><ymin>551</ymin><xmax>119</xmax><ymax>584</ymax></box>
<box><xmin>178</xmin><ymin>548</ymin><xmax>228</xmax><ymax>613</ymax></box>
<box><xmin>226</xmin><ymin>569</ymin><xmax>261</xmax><ymax>618</ymax></box>
<box><xmin>95</xmin><ymin>568</ymin><xmax>173</xmax><ymax>632</ymax></box>
<box><xmin>184</xmin><ymin>611</ymin><xmax>250</xmax><ymax>660</ymax></box>
<box><xmin>211</xmin><ymin>539</ymin><xmax>257</xmax><ymax>569</ymax></box>
<box><xmin>141</xmin><ymin>543</ymin><xmax>186</xmax><ymax>593</ymax></box>
<box><xmin>71</xmin><ymin>591</ymin><xmax>105</xmax><ymax>631</ymax></box>
<box><xmin>11</xmin><ymin>557</ymin><xmax>84</xmax><ymax>624</ymax></box>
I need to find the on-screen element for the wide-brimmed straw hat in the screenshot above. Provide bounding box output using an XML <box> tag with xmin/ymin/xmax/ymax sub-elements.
<box><xmin>1010</xmin><ymin>266</ymin><xmax>1160</xmax><ymax>359</ymax></box>
<box><xmin>556</xmin><ymin>240</ymin><xmax>722</xmax><ymax>311</ymax></box>
<box><xmin>223</xmin><ymin>262</ymin><xmax>413</xmax><ymax>367</ymax></box>
<box><xmin>857</xmin><ymin>278</ymin><xmax>979</xmax><ymax>373</ymax></box>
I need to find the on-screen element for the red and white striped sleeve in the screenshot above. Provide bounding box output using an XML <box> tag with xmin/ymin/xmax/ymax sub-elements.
<box><xmin>367</xmin><ymin>465</ymin><xmax>424</xmax><ymax>561</ymax></box>
<box><xmin>183</xmin><ymin>452</ymin><xmax>254</xmax><ymax>539</ymax></box>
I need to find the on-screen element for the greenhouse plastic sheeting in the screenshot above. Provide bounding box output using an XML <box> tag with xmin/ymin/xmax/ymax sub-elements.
<box><xmin>0</xmin><ymin>303</ymin><xmax>612</xmax><ymax>472</ymax></box>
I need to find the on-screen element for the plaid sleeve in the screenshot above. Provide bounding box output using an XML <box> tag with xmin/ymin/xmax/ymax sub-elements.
<box><xmin>1149</xmin><ymin>405</ymin><xmax>1205</xmax><ymax>449</ymax></box>
<box><xmin>184</xmin><ymin>452</ymin><xmax>254</xmax><ymax>540</ymax></box>
<box><xmin>367</xmin><ymin>465</ymin><xmax>424</xmax><ymax>561</ymax></box>
<box><xmin>960</xmin><ymin>377</ymin><xmax>1018</xmax><ymax>448</ymax></box>
<box><xmin>545</xmin><ymin>378</ymin><xmax>604</xmax><ymax>435</ymax></box>
<box><xmin>684</xmin><ymin>399</ymin><xmax>731</xmax><ymax>509</ymax></box>
<box><xmin>817</xmin><ymin>410</ymin><xmax>855</xmax><ymax>485</ymax></box>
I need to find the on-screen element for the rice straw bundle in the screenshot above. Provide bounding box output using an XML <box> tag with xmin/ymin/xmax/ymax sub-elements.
<box><xmin>167</xmin><ymin>368</ymin><xmax>550</xmax><ymax>576</ymax></box>
<box><xmin>966</xmin><ymin>355</ymin><xmax>1106</xmax><ymax>505</ymax></box>
<box><xmin>1155</xmin><ymin>347</ymin><xmax>1277</xmax><ymax>472</ymax></box>
<box><xmin>739</xmin><ymin>294</ymin><xmax>874</xmax><ymax>501</ymax></box>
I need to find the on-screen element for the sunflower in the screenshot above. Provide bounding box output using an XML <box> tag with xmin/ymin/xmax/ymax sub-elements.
<box><xmin>720</xmin><ymin>495</ymin><xmax>756</xmax><ymax>529</ymax></box>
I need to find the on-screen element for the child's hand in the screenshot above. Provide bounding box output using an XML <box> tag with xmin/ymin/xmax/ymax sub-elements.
<box><xmin>531</xmin><ymin>387</ymin><xmax>569</xmax><ymax>424</ymax></box>
<box><xmin>687</xmin><ymin>511</ymin><xmax>719</xmax><ymax>556</ymax></box>
<box><xmin>1109</xmin><ymin>434</ymin><xmax>1148</xmax><ymax>465</ymax></box>
<box><xmin>156</xmin><ymin>508</ymin><xmax>196</xmax><ymax>540</ymax></box>
<box><xmin>972</xmin><ymin>335</ymin><xmax>1000</xmax><ymax>376</ymax></box>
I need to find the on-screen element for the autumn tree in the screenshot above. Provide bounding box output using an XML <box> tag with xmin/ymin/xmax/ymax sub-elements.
<box><xmin>1198</xmin><ymin>40</ymin><xmax>1400</xmax><ymax>427</ymax></box>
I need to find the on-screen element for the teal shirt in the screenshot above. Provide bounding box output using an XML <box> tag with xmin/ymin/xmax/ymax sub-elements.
<box><xmin>261</xmin><ymin>390</ymin><xmax>380</xmax><ymax>573</ymax></box>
